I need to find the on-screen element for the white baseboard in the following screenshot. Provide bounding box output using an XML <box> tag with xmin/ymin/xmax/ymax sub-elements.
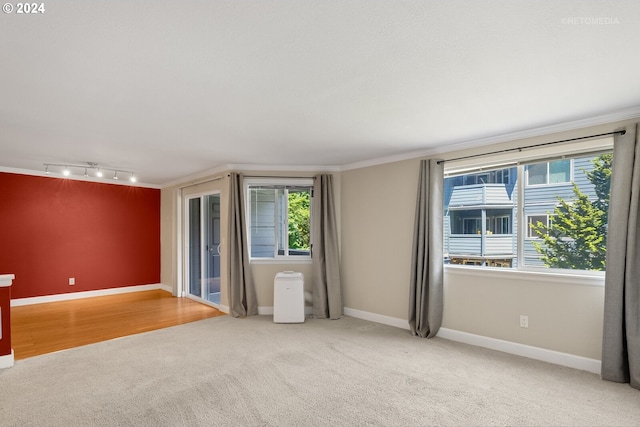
<box><xmin>344</xmin><ymin>307</ymin><xmax>410</xmax><ymax>330</ymax></box>
<box><xmin>257</xmin><ymin>306</ymin><xmax>313</xmax><ymax>316</ymax></box>
<box><xmin>0</xmin><ymin>350</ymin><xmax>14</xmax><ymax>369</ymax></box>
<box><xmin>218</xmin><ymin>304</ymin><xmax>230</xmax><ymax>314</ymax></box>
<box><xmin>343</xmin><ymin>306</ymin><xmax>601</xmax><ymax>375</ymax></box>
<box><xmin>11</xmin><ymin>283</ymin><xmax>172</xmax><ymax>307</ymax></box>
<box><xmin>437</xmin><ymin>328</ymin><xmax>601</xmax><ymax>374</ymax></box>
<box><xmin>258</xmin><ymin>306</ymin><xmax>273</xmax><ymax>315</ymax></box>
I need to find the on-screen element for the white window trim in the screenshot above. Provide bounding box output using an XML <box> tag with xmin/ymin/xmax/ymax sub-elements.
<box><xmin>445</xmin><ymin>137</ymin><xmax>613</xmax><ymax>279</ymax></box>
<box><xmin>445</xmin><ymin>264</ymin><xmax>605</xmax><ymax>287</ymax></box>
<box><xmin>250</xmin><ymin>258</ymin><xmax>313</xmax><ymax>265</ymax></box>
<box><xmin>245</xmin><ymin>177</ymin><xmax>314</xmax><ymax>262</ymax></box>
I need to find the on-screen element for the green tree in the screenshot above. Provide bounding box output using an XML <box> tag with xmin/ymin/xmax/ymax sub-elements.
<box><xmin>288</xmin><ymin>191</ymin><xmax>310</xmax><ymax>250</ymax></box>
<box><xmin>530</xmin><ymin>154</ymin><xmax>612</xmax><ymax>271</ymax></box>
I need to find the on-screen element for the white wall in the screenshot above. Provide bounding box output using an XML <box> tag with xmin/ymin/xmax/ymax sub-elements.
<box><xmin>161</xmin><ymin>170</ymin><xmax>340</xmax><ymax>311</ymax></box>
<box><xmin>339</xmin><ymin>119</ymin><xmax>634</xmax><ymax>361</ymax></box>
<box><xmin>160</xmin><ymin>120</ymin><xmax>634</xmax><ymax>363</ymax></box>
<box><xmin>340</xmin><ymin>159</ymin><xmax>418</xmax><ymax>320</ymax></box>
<box><xmin>443</xmin><ymin>268</ymin><xmax>604</xmax><ymax>359</ymax></box>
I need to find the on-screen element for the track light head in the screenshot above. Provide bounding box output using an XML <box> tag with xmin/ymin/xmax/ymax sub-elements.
<box><xmin>43</xmin><ymin>163</ymin><xmax>137</xmax><ymax>183</ymax></box>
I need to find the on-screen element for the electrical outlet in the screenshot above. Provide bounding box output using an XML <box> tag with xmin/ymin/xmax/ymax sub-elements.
<box><xmin>520</xmin><ymin>315</ymin><xmax>528</xmax><ymax>328</ymax></box>
<box><xmin>69</xmin><ymin>278</ymin><xmax>75</xmax><ymax>286</ymax></box>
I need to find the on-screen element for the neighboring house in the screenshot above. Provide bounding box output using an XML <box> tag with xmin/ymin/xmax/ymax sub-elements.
<box><xmin>444</xmin><ymin>155</ymin><xmax>602</xmax><ymax>268</ymax></box>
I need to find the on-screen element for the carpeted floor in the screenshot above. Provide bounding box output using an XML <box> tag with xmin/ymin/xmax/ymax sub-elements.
<box><xmin>1</xmin><ymin>315</ymin><xmax>638</xmax><ymax>426</ymax></box>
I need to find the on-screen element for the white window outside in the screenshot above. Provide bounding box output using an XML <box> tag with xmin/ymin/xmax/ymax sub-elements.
<box><xmin>490</xmin><ymin>215</ymin><xmax>511</xmax><ymax>235</ymax></box>
<box><xmin>527</xmin><ymin>215</ymin><xmax>550</xmax><ymax>238</ymax></box>
<box><xmin>526</xmin><ymin>159</ymin><xmax>572</xmax><ymax>186</ymax></box>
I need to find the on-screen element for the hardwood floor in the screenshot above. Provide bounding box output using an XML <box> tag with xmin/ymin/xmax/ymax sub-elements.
<box><xmin>10</xmin><ymin>289</ymin><xmax>224</xmax><ymax>360</ymax></box>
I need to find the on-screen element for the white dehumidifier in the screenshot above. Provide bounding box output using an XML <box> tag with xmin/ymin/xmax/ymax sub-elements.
<box><xmin>273</xmin><ymin>271</ymin><xmax>305</xmax><ymax>323</ymax></box>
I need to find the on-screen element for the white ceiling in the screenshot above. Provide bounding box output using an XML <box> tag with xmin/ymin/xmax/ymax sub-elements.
<box><xmin>1</xmin><ymin>1</ymin><xmax>639</xmax><ymax>186</ymax></box>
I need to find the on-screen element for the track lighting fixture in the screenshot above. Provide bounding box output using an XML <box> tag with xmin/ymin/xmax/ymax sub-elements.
<box><xmin>43</xmin><ymin>162</ymin><xmax>138</xmax><ymax>184</ymax></box>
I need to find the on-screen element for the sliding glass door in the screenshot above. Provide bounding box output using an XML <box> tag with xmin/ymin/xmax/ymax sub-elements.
<box><xmin>186</xmin><ymin>192</ymin><xmax>221</xmax><ymax>305</ymax></box>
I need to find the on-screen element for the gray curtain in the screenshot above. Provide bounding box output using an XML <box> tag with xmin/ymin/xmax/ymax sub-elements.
<box><xmin>409</xmin><ymin>159</ymin><xmax>444</xmax><ymax>338</ymax></box>
<box><xmin>602</xmin><ymin>124</ymin><xmax>640</xmax><ymax>389</ymax></box>
<box><xmin>227</xmin><ymin>172</ymin><xmax>258</xmax><ymax>317</ymax></box>
<box><xmin>311</xmin><ymin>174</ymin><xmax>343</xmax><ymax>319</ymax></box>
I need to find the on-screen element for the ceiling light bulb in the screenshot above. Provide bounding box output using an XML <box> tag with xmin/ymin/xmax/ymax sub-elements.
<box><xmin>62</xmin><ymin>167</ymin><xmax>71</xmax><ymax>176</ymax></box>
<box><xmin>83</xmin><ymin>168</ymin><xmax>89</xmax><ymax>177</ymax></box>
<box><xmin>44</xmin><ymin>165</ymin><xmax>50</xmax><ymax>175</ymax></box>
<box><xmin>113</xmin><ymin>171</ymin><xmax>119</xmax><ymax>180</ymax></box>
<box><xmin>129</xmin><ymin>175</ymin><xmax>137</xmax><ymax>183</ymax></box>
<box><xmin>96</xmin><ymin>169</ymin><xmax>103</xmax><ymax>178</ymax></box>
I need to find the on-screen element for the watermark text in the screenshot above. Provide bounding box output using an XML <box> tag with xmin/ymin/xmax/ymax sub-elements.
<box><xmin>562</xmin><ymin>17</ymin><xmax>620</xmax><ymax>25</ymax></box>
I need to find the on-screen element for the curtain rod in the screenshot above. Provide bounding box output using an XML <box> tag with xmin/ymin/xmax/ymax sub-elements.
<box><xmin>239</xmin><ymin>174</ymin><xmax>316</xmax><ymax>179</ymax></box>
<box><xmin>436</xmin><ymin>130</ymin><xmax>625</xmax><ymax>165</ymax></box>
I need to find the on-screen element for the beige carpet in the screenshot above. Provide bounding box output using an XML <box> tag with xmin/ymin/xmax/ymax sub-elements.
<box><xmin>0</xmin><ymin>315</ymin><xmax>638</xmax><ymax>426</ymax></box>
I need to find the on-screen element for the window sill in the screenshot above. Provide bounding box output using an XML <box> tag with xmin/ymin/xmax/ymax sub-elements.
<box><xmin>525</xmin><ymin>182</ymin><xmax>572</xmax><ymax>188</ymax></box>
<box><xmin>250</xmin><ymin>258</ymin><xmax>312</xmax><ymax>265</ymax></box>
<box><xmin>444</xmin><ymin>264</ymin><xmax>605</xmax><ymax>287</ymax></box>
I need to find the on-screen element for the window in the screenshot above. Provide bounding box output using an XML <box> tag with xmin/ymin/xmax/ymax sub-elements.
<box><xmin>526</xmin><ymin>159</ymin><xmax>571</xmax><ymax>186</ymax></box>
<box><xmin>489</xmin><ymin>215</ymin><xmax>510</xmax><ymax>235</ymax></box>
<box><xmin>463</xmin><ymin>218</ymin><xmax>482</xmax><ymax>234</ymax></box>
<box><xmin>527</xmin><ymin>215</ymin><xmax>550</xmax><ymax>238</ymax></box>
<box><xmin>246</xmin><ymin>179</ymin><xmax>313</xmax><ymax>260</ymax></box>
<box><xmin>444</xmin><ymin>147</ymin><xmax>612</xmax><ymax>273</ymax></box>
<box><xmin>451</xmin><ymin>168</ymin><xmax>511</xmax><ymax>187</ymax></box>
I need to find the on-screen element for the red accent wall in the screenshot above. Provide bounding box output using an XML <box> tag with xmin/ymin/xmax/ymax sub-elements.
<box><xmin>0</xmin><ymin>172</ymin><xmax>160</xmax><ymax>299</ymax></box>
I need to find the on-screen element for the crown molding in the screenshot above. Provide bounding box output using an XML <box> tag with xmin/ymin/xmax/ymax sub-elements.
<box><xmin>161</xmin><ymin>164</ymin><xmax>231</xmax><ymax>189</ymax></box>
<box><xmin>161</xmin><ymin>163</ymin><xmax>341</xmax><ymax>188</ymax></box>
<box><xmin>9</xmin><ymin>108</ymin><xmax>638</xmax><ymax>188</ymax></box>
<box><xmin>0</xmin><ymin>166</ymin><xmax>161</xmax><ymax>189</ymax></box>
<box><xmin>225</xmin><ymin>163</ymin><xmax>341</xmax><ymax>173</ymax></box>
<box><xmin>339</xmin><ymin>106</ymin><xmax>640</xmax><ymax>172</ymax></box>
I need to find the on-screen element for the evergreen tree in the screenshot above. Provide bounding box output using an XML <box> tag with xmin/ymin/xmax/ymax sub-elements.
<box><xmin>530</xmin><ymin>154</ymin><xmax>612</xmax><ymax>270</ymax></box>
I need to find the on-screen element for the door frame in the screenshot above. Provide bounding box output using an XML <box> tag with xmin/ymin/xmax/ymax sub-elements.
<box><xmin>182</xmin><ymin>190</ymin><xmax>222</xmax><ymax>309</ymax></box>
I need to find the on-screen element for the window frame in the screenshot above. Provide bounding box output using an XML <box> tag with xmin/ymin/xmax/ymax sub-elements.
<box><xmin>443</xmin><ymin>139</ymin><xmax>613</xmax><ymax>279</ymax></box>
<box><xmin>525</xmin><ymin>158</ymin><xmax>573</xmax><ymax>187</ymax></box>
<box><xmin>489</xmin><ymin>215</ymin><xmax>511</xmax><ymax>235</ymax></box>
<box><xmin>526</xmin><ymin>214</ymin><xmax>552</xmax><ymax>239</ymax></box>
<box><xmin>245</xmin><ymin>178</ymin><xmax>314</xmax><ymax>263</ymax></box>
